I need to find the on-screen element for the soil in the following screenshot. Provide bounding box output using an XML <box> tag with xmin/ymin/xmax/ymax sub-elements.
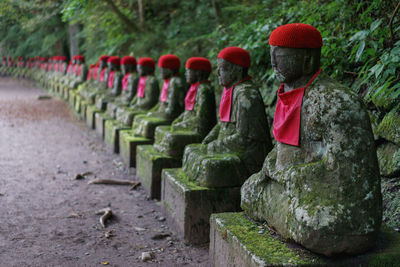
<box><xmin>0</xmin><ymin>77</ymin><xmax>209</xmax><ymax>267</ymax></box>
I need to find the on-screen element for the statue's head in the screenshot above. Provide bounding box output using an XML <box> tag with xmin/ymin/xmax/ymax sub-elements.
<box><xmin>99</xmin><ymin>55</ymin><xmax>110</xmax><ymax>69</ymax></box>
<box><xmin>269</xmin><ymin>23</ymin><xmax>322</xmax><ymax>83</ymax></box>
<box><xmin>185</xmin><ymin>57</ymin><xmax>212</xmax><ymax>84</ymax></box>
<box><xmin>107</xmin><ymin>56</ymin><xmax>121</xmax><ymax>71</ymax></box>
<box><xmin>138</xmin><ymin>57</ymin><xmax>155</xmax><ymax>76</ymax></box>
<box><xmin>121</xmin><ymin>56</ymin><xmax>137</xmax><ymax>75</ymax></box>
<box><xmin>217</xmin><ymin>47</ymin><xmax>250</xmax><ymax>87</ymax></box>
<box><xmin>158</xmin><ymin>54</ymin><xmax>180</xmax><ymax>79</ymax></box>
<box><xmin>75</xmin><ymin>55</ymin><xmax>85</xmax><ymax>65</ymax></box>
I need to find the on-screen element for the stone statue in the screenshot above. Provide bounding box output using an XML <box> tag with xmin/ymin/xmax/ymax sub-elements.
<box><xmin>84</xmin><ymin>55</ymin><xmax>110</xmax><ymax>104</ymax></box>
<box><xmin>95</xmin><ymin>56</ymin><xmax>122</xmax><ymax>110</ymax></box>
<box><xmin>241</xmin><ymin>23</ymin><xmax>382</xmax><ymax>256</ymax></box>
<box><xmin>132</xmin><ymin>54</ymin><xmax>185</xmax><ymax>138</ymax></box>
<box><xmin>105</xmin><ymin>56</ymin><xmax>139</xmax><ymax>119</ymax></box>
<box><xmin>153</xmin><ymin>57</ymin><xmax>216</xmax><ymax>157</ymax></box>
<box><xmin>70</xmin><ymin>55</ymin><xmax>88</xmax><ymax>89</ymax></box>
<box><xmin>181</xmin><ymin>47</ymin><xmax>272</xmax><ymax>187</ymax></box>
<box><xmin>116</xmin><ymin>57</ymin><xmax>159</xmax><ymax>126</ymax></box>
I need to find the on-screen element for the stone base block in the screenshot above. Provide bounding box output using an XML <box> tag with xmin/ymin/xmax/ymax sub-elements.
<box><xmin>95</xmin><ymin>112</ymin><xmax>110</xmax><ymax>139</ymax></box>
<box><xmin>119</xmin><ymin>129</ymin><xmax>152</xmax><ymax>168</ymax></box>
<box><xmin>104</xmin><ymin>120</ymin><xmax>130</xmax><ymax>154</ymax></box>
<box><xmin>161</xmin><ymin>168</ymin><xmax>241</xmax><ymax>245</ymax></box>
<box><xmin>210</xmin><ymin>212</ymin><xmax>400</xmax><ymax>267</ymax></box>
<box><xmin>136</xmin><ymin>145</ymin><xmax>181</xmax><ymax>199</ymax></box>
<box><xmin>68</xmin><ymin>89</ymin><xmax>76</xmax><ymax>108</ymax></box>
<box><xmin>86</xmin><ymin>105</ymin><xmax>100</xmax><ymax>129</ymax></box>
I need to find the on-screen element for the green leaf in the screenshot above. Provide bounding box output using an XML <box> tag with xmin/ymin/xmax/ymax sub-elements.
<box><xmin>356</xmin><ymin>40</ymin><xmax>365</xmax><ymax>61</ymax></box>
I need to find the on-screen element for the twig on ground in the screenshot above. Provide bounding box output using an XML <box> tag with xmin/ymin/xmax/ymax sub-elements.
<box><xmin>95</xmin><ymin>207</ymin><xmax>113</xmax><ymax>228</ymax></box>
<box><xmin>88</xmin><ymin>178</ymin><xmax>137</xmax><ymax>186</ymax></box>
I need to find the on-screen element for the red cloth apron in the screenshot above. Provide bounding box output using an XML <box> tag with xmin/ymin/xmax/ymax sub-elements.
<box><xmin>159</xmin><ymin>79</ymin><xmax>171</xmax><ymax>102</ymax></box>
<box><xmin>184</xmin><ymin>81</ymin><xmax>210</xmax><ymax>111</ymax></box>
<box><xmin>77</xmin><ymin>65</ymin><xmax>82</xmax><ymax>76</ymax></box>
<box><xmin>219</xmin><ymin>76</ymin><xmax>252</xmax><ymax>122</ymax></box>
<box><xmin>87</xmin><ymin>68</ymin><xmax>92</xmax><ymax>81</ymax></box>
<box><xmin>72</xmin><ymin>65</ymin><xmax>77</xmax><ymax>74</ymax></box>
<box><xmin>137</xmin><ymin>76</ymin><xmax>147</xmax><ymax>98</ymax></box>
<box><xmin>122</xmin><ymin>73</ymin><xmax>131</xmax><ymax>91</ymax></box>
<box><xmin>108</xmin><ymin>71</ymin><xmax>115</xmax><ymax>88</ymax></box>
<box><xmin>99</xmin><ymin>68</ymin><xmax>106</xmax><ymax>82</ymax></box>
<box><xmin>272</xmin><ymin>68</ymin><xmax>321</xmax><ymax>146</ymax></box>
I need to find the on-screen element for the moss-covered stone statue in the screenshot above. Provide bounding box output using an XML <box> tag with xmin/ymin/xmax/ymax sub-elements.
<box><xmin>105</xmin><ymin>56</ymin><xmax>139</xmax><ymax>119</ymax></box>
<box><xmin>131</xmin><ymin>54</ymin><xmax>186</xmax><ymax>139</ymax></box>
<box><xmin>116</xmin><ymin>57</ymin><xmax>159</xmax><ymax>127</ymax></box>
<box><xmin>241</xmin><ymin>23</ymin><xmax>382</xmax><ymax>257</ymax></box>
<box><xmin>136</xmin><ymin>57</ymin><xmax>216</xmax><ymax>199</ymax></box>
<box><xmin>84</xmin><ymin>55</ymin><xmax>110</xmax><ymax>105</ymax></box>
<box><xmin>152</xmin><ymin>57</ymin><xmax>216</xmax><ymax>157</ymax></box>
<box><xmin>181</xmin><ymin>47</ymin><xmax>272</xmax><ymax>188</ymax></box>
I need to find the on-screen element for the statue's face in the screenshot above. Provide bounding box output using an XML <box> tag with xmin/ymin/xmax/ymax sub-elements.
<box><xmin>99</xmin><ymin>60</ymin><xmax>107</xmax><ymax>69</ymax></box>
<box><xmin>121</xmin><ymin>64</ymin><xmax>127</xmax><ymax>75</ymax></box>
<box><xmin>138</xmin><ymin>65</ymin><xmax>154</xmax><ymax>76</ymax></box>
<box><xmin>72</xmin><ymin>59</ymin><xmax>76</xmax><ymax>64</ymax></box>
<box><xmin>159</xmin><ymin>67</ymin><xmax>175</xmax><ymax>79</ymax></box>
<box><xmin>185</xmin><ymin>68</ymin><xmax>199</xmax><ymax>84</ymax></box>
<box><xmin>217</xmin><ymin>58</ymin><xmax>242</xmax><ymax>87</ymax></box>
<box><xmin>270</xmin><ymin>45</ymin><xmax>307</xmax><ymax>83</ymax></box>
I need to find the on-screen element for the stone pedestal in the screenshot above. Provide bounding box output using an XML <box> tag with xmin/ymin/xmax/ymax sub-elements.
<box><xmin>161</xmin><ymin>168</ymin><xmax>241</xmax><ymax>245</ymax></box>
<box><xmin>119</xmin><ymin>129</ymin><xmax>153</xmax><ymax>168</ymax></box>
<box><xmin>95</xmin><ymin>112</ymin><xmax>111</xmax><ymax>139</ymax></box>
<box><xmin>210</xmin><ymin>212</ymin><xmax>400</xmax><ymax>267</ymax></box>
<box><xmin>68</xmin><ymin>89</ymin><xmax>76</xmax><ymax>109</ymax></box>
<box><xmin>136</xmin><ymin>145</ymin><xmax>181</xmax><ymax>199</ymax></box>
<box><xmin>104</xmin><ymin>120</ymin><xmax>130</xmax><ymax>154</ymax></box>
<box><xmin>86</xmin><ymin>105</ymin><xmax>100</xmax><ymax>129</ymax></box>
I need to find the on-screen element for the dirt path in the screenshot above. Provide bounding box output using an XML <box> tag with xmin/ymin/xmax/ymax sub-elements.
<box><xmin>0</xmin><ymin>78</ymin><xmax>209</xmax><ymax>267</ymax></box>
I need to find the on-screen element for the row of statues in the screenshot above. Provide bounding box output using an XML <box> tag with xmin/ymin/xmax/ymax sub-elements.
<box><xmin>1</xmin><ymin>23</ymin><xmax>382</xmax><ymax>257</ymax></box>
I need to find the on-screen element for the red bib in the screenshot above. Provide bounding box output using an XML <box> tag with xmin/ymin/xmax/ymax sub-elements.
<box><xmin>272</xmin><ymin>68</ymin><xmax>321</xmax><ymax>146</ymax></box>
<box><xmin>219</xmin><ymin>76</ymin><xmax>252</xmax><ymax>122</ymax></box>
<box><xmin>160</xmin><ymin>79</ymin><xmax>170</xmax><ymax>102</ymax></box>
<box><xmin>137</xmin><ymin>76</ymin><xmax>147</xmax><ymax>98</ymax></box>
<box><xmin>87</xmin><ymin>68</ymin><xmax>92</xmax><ymax>81</ymax></box>
<box><xmin>99</xmin><ymin>68</ymin><xmax>106</xmax><ymax>82</ymax></box>
<box><xmin>72</xmin><ymin>65</ymin><xmax>77</xmax><ymax>74</ymax></box>
<box><xmin>92</xmin><ymin>67</ymin><xmax>98</xmax><ymax>80</ymax></box>
<box><xmin>77</xmin><ymin>65</ymin><xmax>82</xmax><ymax>76</ymax></box>
<box><xmin>122</xmin><ymin>73</ymin><xmax>130</xmax><ymax>91</ymax></box>
<box><xmin>185</xmin><ymin>82</ymin><xmax>200</xmax><ymax>111</ymax></box>
<box><xmin>108</xmin><ymin>71</ymin><xmax>115</xmax><ymax>88</ymax></box>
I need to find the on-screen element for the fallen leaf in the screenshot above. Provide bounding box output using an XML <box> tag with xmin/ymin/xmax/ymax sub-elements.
<box><xmin>101</xmin><ymin>261</ymin><xmax>109</xmax><ymax>265</ymax></box>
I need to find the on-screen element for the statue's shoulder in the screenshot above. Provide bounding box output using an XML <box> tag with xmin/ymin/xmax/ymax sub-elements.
<box><xmin>171</xmin><ymin>76</ymin><xmax>184</xmax><ymax>88</ymax></box>
<box><xmin>235</xmin><ymin>81</ymin><xmax>263</xmax><ymax>103</ymax></box>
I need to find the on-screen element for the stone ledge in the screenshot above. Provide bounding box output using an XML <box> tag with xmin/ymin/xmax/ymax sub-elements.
<box><xmin>119</xmin><ymin>129</ymin><xmax>153</xmax><ymax>168</ymax></box>
<box><xmin>210</xmin><ymin>212</ymin><xmax>400</xmax><ymax>267</ymax></box>
<box><xmin>161</xmin><ymin>168</ymin><xmax>241</xmax><ymax>245</ymax></box>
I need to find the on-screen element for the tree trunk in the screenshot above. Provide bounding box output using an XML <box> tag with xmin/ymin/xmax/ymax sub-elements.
<box><xmin>138</xmin><ymin>0</ymin><xmax>144</xmax><ymax>24</ymax></box>
<box><xmin>69</xmin><ymin>24</ymin><xmax>80</xmax><ymax>57</ymax></box>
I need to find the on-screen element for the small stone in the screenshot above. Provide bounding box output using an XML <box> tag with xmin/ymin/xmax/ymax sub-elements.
<box><xmin>158</xmin><ymin>216</ymin><xmax>166</xmax><ymax>222</ymax></box>
<box><xmin>85</xmin><ymin>252</ymin><xmax>90</xmax><ymax>256</ymax></box>
<box><xmin>167</xmin><ymin>241</ymin><xmax>174</xmax><ymax>247</ymax></box>
<box><xmin>141</xmin><ymin>252</ymin><xmax>154</xmax><ymax>262</ymax></box>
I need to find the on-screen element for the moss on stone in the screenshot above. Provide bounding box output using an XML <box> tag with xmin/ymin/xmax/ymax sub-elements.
<box><xmin>214</xmin><ymin>212</ymin><xmax>315</xmax><ymax>265</ymax></box>
<box><xmin>377</xmin><ymin>104</ymin><xmax>400</xmax><ymax>146</ymax></box>
<box><xmin>166</xmin><ymin>168</ymin><xmax>208</xmax><ymax>191</ymax></box>
<box><xmin>381</xmin><ymin>177</ymin><xmax>400</xmax><ymax>229</ymax></box>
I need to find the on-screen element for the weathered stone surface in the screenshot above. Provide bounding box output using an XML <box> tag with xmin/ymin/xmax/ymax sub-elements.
<box><xmin>210</xmin><ymin>212</ymin><xmax>400</xmax><ymax>267</ymax></box>
<box><xmin>241</xmin><ymin>74</ymin><xmax>382</xmax><ymax>256</ymax></box>
<box><xmin>104</xmin><ymin>120</ymin><xmax>130</xmax><ymax>153</ymax></box>
<box><xmin>377</xmin><ymin>104</ymin><xmax>400</xmax><ymax>146</ymax></box>
<box><xmin>119</xmin><ymin>129</ymin><xmax>152</xmax><ymax>168</ymax></box>
<box><xmin>377</xmin><ymin>142</ymin><xmax>400</xmax><ymax>178</ymax></box>
<box><xmin>86</xmin><ymin>105</ymin><xmax>101</xmax><ymax>129</ymax></box>
<box><xmin>136</xmin><ymin>145</ymin><xmax>181</xmax><ymax>199</ymax></box>
<box><xmin>382</xmin><ymin>177</ymin><xmax>400</xmax><ymax>229</ymax></box>
<box><xmin>94</xmin><ymin>112</ymin><xmax>110</xmax><ymax>139</ymax></box>
<box><xmin>181</xmin><ymin>80</ymin><xmax>272</xmax><ymax>187</ymax></box>
<box><xmin>161</xmin><ymin>168</ymin><xmax>241</xmax><ymax>244</ymax></box>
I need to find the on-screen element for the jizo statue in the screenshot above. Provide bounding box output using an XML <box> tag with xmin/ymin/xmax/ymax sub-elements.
<box><xmin>153</xmin><ymin>57</ymin><xmax>216</xmax><ymax>157</ymax></box>
<box><xmin>181</xmin><ymin>47</ymin><xmax>272</xmax><ymax>187</ymax></box>
<box><xmin>241</xmin><ymin>23</ymin><xmax>382</xmax><ymax>256</ymax></box>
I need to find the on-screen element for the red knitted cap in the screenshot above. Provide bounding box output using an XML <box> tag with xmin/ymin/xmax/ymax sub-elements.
<box><xmin>107</xmin><ymin>56</ymin><xmax>121</xmax><ymax>65</ymax></box>
<box><xmin>158</xmin><ymin>54</ymin><xmax>180</xmax><ymax>69</ymax></box>
<box><xmin>185</xmin><ymin>57</ymin><xmax>212</xmax><ymax>72</ymax></box>
<box><xmin>59</xmin><ymin>56</ymin><xmax>67</xmax><ymax>61</ymax></box>
<box><xmin>218</xmin><ymin>47</ymin><xmax>251</xmax><ymax>68</ymax></box>
<box><xmin>99</xmin><ymin>55</ymin><xmax>110</xmax><ymax>62</ymax></box>
<box><xmin>269</xmin><ymin>23</ymin><xmax>323</xmax><ymax>48</ymax></box>
<box><xmin>75</xmin><ymin>55</ymin><xmax>85</xmax><ymax>62</ymax></box>
<box><xmin>138</xmin><ymin>57</ymin><xmax>155</xmax><ymax>68</ymax></box>
<box><xmin>121</xmin><ymin>56</ymin><xmax>136</xmax><ymax>65</ymax></box>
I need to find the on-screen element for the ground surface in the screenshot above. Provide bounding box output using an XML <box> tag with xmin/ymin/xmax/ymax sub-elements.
<box><xmin>0</xmin><ymin>78</ymin><xmax>209</xmax><ymax>267</ymax></box>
